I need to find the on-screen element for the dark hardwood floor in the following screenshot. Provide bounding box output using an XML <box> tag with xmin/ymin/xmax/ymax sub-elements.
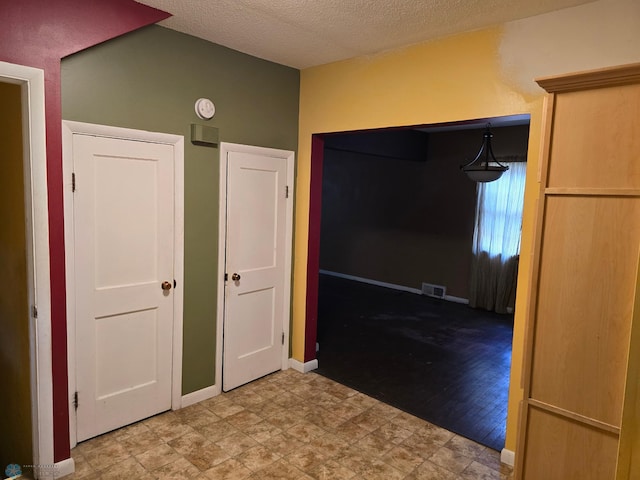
<box><xmin>315</xmin><ymin>274</ymin><xmax>514</xmax><ymax>451</ymax></box>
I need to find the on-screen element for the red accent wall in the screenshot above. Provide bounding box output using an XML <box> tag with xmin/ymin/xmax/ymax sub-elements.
<box><xmin>0</xmin><ymin>0</ymin><xmax>170</xmax><ymax>462</ymax></box>
<box><xmin>305</xmin><ymin>135</ymin><xmax>325</xmax><ymax>362</ymax></box>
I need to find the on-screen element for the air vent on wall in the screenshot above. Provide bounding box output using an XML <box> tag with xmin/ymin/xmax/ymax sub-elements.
<box><xmin>422</xmin><ymin>282</ymin><xmax>446</xmax><ymax>299</ymax></box>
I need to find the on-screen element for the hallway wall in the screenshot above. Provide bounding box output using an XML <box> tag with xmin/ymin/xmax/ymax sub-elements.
<box><xmin>62</xmin><ymin>25</ymin><xmax>300</xmax><ymax>395</ymax></box>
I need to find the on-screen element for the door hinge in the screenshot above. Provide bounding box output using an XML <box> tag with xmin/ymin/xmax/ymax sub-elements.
<box><xmin>73</xmin><ymin>391</ymin><xmax>79</xmax><ymax>411</ymax></box>
<box><xmin>32</xmin><ymin>305</ymin><xmax>38</xmax><ymax>318</ymax></box>
<box><xmin>285</xmin><ymin>185</ymin><xmax>289</xmax><ymax>198</ymax></box>
<box><xmin>72</xmin><ymin>172</ymin><xmax>76</xmax><ymax>192</ymax></box>
<box><xmin>282</xmin><ymin>332</ymin><xmax>285</xmax><ymax>345</ymax></box>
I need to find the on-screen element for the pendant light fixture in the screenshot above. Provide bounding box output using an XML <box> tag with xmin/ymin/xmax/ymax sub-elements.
<box><xmin>460</xmin><ymin>124</ymin><xmax>508</xmax><ymax>182</ymax></box>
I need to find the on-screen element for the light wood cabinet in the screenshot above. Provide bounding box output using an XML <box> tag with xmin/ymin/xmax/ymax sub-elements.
<box><xmin>516</xmin><ymin>63</ymin><xmax>640</xmax><ymax>480</ymax></box>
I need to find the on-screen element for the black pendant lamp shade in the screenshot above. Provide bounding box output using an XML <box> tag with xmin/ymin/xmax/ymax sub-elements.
<box><xmin>461</xmin><ymin>125</ymin><xmax>508</xmax><ymax>182</ymax></box>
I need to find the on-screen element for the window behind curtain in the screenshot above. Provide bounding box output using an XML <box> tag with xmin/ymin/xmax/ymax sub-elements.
<box><xmin>472</xmin><ymin>161</ymin><xmax>526</xmax><ymax>260</ymax></box>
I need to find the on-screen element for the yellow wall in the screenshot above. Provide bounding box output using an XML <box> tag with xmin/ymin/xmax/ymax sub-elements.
<box><xmin>293</xmin><ymin>0</ymin><xmax>640</xmax><ymax>453</ymax></box>
<box><xmin>295</xmin><ymin>25</ymin><xmax>541</xmax><ymax>454</ymax></box>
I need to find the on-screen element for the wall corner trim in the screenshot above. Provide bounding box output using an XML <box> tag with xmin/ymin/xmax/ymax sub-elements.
<box><xmin>180</xmin><ymin>385</ymin><xmax>218</xmax><ymax>408</ymax></box>
<box><xmin>54</xmin><ymin>457</ymin><xmax>75</xmax><ymax>478</ymax></box>
<box><xmin>289</xmin><ymin>358</ymin><xmax>318</xmax><ymax>373</ymax></box>
<box><xmin>501</xmin><ymin>448</ymin><xmax>515</xmax><ymax>466</ymax></box>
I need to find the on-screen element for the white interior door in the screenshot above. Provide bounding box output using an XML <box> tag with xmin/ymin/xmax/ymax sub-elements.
<box><xmin>223</xmin><ymin>148</ymin><xmax>290</xmax><ymax>391</ymax></box>
<box><xmin>73</xmin><ymin>134</ymin><xmax>174</xmax><ymax>442</ymax></box>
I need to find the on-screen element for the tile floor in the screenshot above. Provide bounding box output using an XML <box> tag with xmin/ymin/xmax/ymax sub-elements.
<box><xmin>67</xmin><ymin>370</ymin><xmax>514</xmax><ymax>479</ymax></box>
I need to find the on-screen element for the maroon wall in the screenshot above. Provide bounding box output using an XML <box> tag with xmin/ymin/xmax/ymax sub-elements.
<box><xmin>0</xmin><ymin>0</ymin><xmax>170</xmax><ymax>462</ymax></box>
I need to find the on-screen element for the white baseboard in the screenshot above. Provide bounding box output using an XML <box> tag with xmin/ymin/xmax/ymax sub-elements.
<box><xmin>501</xmin><ymin>448</ymin><xmax>515</xmax><ymax>467</ymax></box>
<box><xmin>320</xmin><ymin>270</ymin><xmax>422</xmax><ymax>295</ymax></box>
<box><xmin>289</xmin><ymin>358</ymin><xmax>318</xmax><ymax>373</ymax></box>
<box><xmin>444</xmin><ymin>295</ymin><xmax>469</xmax><ymax>304</ymax></box>
<box><xmin>320</xmin><ymin>270</ymin><xmax>470</xmax><ymax>305</ymax></box>
<box><xmin>54</xmin><ymin>457</ymin><xmax>75</xmax><ymax>478</ymax></box>
<box><xmin>181</xmin><ymin>385</ymin><xmax>218</xmax><ymax>408</ymax></box>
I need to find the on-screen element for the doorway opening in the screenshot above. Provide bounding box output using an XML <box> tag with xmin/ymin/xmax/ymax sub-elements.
<box><xmin>306</xmin><ymin>115</ymin><xmax>530</xmax><ymax>450</ymax></box>
<box><xmin>0</xmin><ymin>61</ymin><xmax>52</xmax><ymax>475</ymax></box>
<box><xmin>0</xmin><ymin>76</ymin><xmax>33</xmax><ymax>472</ymax></box>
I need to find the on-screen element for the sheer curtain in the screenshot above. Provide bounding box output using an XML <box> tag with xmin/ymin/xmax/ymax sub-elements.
<box><xmin>469</xmin><ymin>160</ymin><xmax>526</xmax><ymax>313</ymax></box>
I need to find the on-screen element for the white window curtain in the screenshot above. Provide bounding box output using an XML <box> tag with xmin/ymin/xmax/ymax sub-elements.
<box><xmin>469</xmin><ymin>160</ymin><xmax>526</xmax><ymax>313</ymax></box>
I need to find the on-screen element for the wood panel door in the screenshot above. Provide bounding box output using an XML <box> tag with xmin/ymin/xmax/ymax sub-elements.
<box><xmin>73</xmin><ymin>134</ymin><xmax>175</xmax><ymax>441</ymax></box>
<box><xmin>221</xmin><ymin>144</ymin><xmax>294</xmax><ymax>392</ymax></box>
<box><xmin>516</xmin><ymin>63</ymin><xmax>640</xmax><ymax>479</ymax></box>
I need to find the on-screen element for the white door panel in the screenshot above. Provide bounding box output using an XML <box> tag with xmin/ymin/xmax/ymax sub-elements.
<box><xmin>74</xmin><ymin>134</ymin><xmax>174</xmax><ymax>441</ymax></box>
<box><xmin>223</xmin><ymin>150</ymin><xmax>288</xmax><ymax>391</ymax></box>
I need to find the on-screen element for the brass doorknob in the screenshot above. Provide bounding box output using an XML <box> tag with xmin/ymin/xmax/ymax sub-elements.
<box><xmin>161</xmin><ymin>281</ymin><xmax>172</xmax><ymax>291</ymax></box>
<box><xmin>231</xmin><ymin>273</ymin><xmax>241</xmax><ymax>281</ymax></box>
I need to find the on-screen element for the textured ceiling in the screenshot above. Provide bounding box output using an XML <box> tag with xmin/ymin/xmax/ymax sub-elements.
<box><xmin>135</xmin><ymin>0</ymin><xmax>595</xmax><ymax>69</ymax></box>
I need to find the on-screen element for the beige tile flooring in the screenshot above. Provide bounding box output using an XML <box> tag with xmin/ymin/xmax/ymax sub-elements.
<box><xmin>68</xmin><ymin>370</ymin><xmax>514</xmax><ymax>480</ymax></box>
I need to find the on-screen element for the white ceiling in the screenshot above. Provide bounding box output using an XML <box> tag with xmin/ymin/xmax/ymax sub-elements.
<box><xmin>135</xmin><ymin>0</ymin><xmax>595</xmax><ymax>69</ymax></box>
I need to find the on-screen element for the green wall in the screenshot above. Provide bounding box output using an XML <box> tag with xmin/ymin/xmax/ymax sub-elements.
<box><xmin>61</xmin><ymin>25</ymin><xmax>300</xmax><ymax>394</ymax></box>
<box><xmin>0</xmin><ymin>81</ymin><xmax>33</xmax><ymax>467</ymax></box>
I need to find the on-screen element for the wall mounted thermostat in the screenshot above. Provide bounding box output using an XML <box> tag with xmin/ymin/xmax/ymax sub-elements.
<box><xmin>191</xmin><ymin>124</ymin><xmax>218</xmax><ymax>147</ymax></box>
<box><xmin>195</xmin><ymin>98</ymin><xmax>215</xmax><ymax>120</ymax></box>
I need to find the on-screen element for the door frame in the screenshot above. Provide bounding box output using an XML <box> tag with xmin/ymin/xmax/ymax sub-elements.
<box><xmin>62</xmin><ymin>121</ymin><xmax>184</xmax><ymax>448</ymax></box>
<box><xmin>215</xmin><ymin>142</ymin><xmax>295</xmax><ymax>394</ymax></box>
<box><xmin>0</xmin><ymin>61</ymin><xmax>51</xmax><ymax>472</ymax></box>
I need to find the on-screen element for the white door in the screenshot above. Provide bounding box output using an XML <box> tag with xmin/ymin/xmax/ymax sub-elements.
<box><xmin>223</xmin><ymin>148</ymin><xmax>291</xmax><ymax>391</ymax></box>
<box><xmin>73</xmin><ymin>134</ymin><xmax>174</xmax><ymax>442</ymax></box>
